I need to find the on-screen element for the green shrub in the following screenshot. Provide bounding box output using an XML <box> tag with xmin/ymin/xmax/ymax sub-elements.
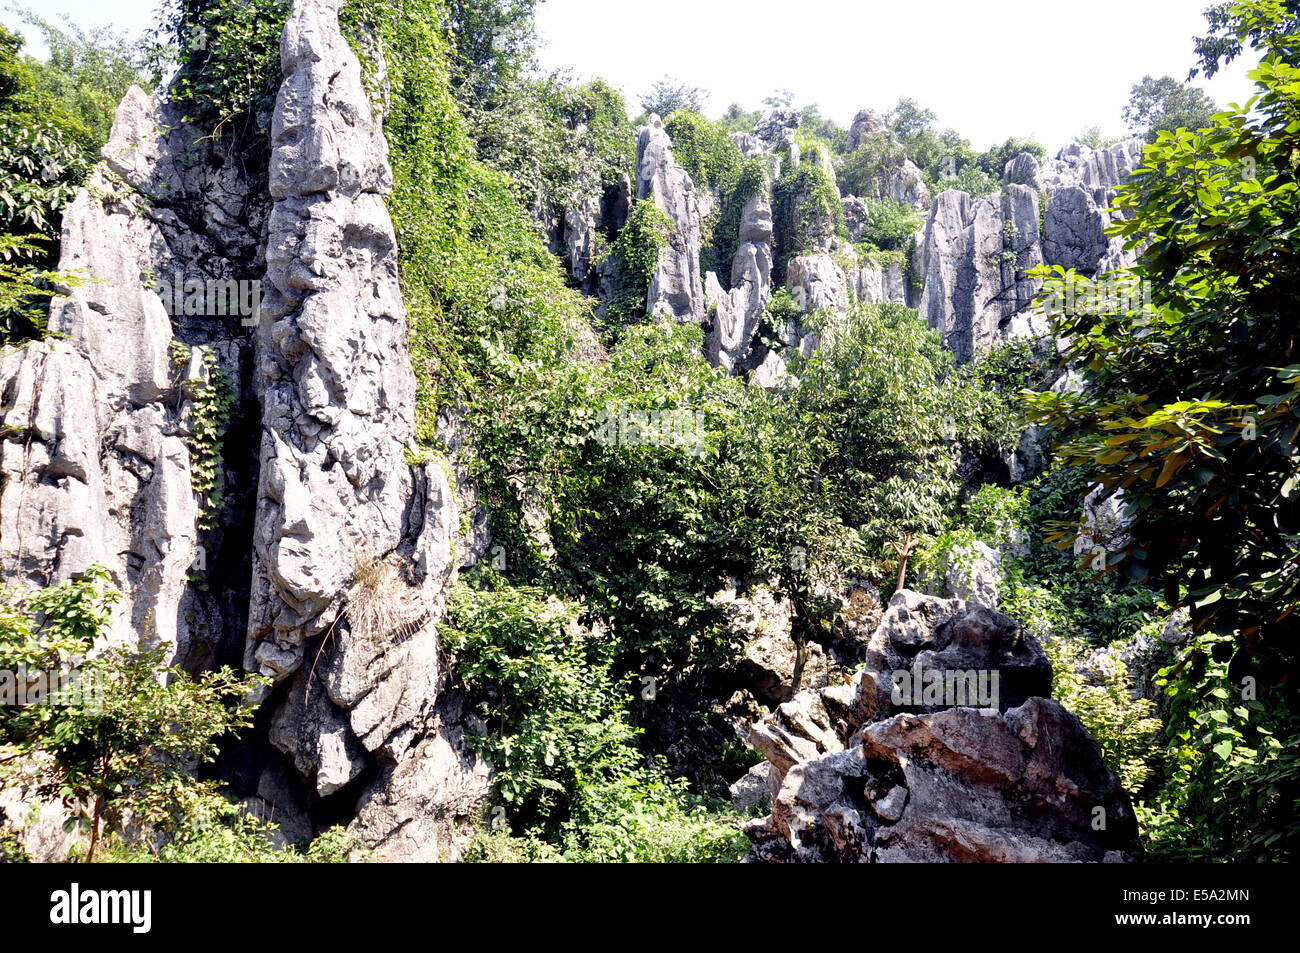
<box><xmin>464</xmin><ymin>768</ymin><xmax>747</xmax><ymax>863</ymax></box>
<box><xmin>1046</xmin><ymin>635</ymin><xmax>1161</xmax><ymax>793</ymax></box>
<box><xmin>1136</xmin><ymin>630</ymin><xmax>1300</xmax><ymax>861</ymax></box>
<box><xmin>440</xmin><ymin>575</ymin><xmax>641</xmax><ymax>829</ymax></box>
<box><xmin>0</xmin><ymin>567</ymin><xmax>267</xmax><ymax>862</ymax></box>
<box><xmin>597</xmin><ymin>199</ymin><xmax>673</xmax><ymax>330</ymax></box>
<box><xmin>850</xmin><ymin>197</ymin><xmax>921</xmax><ymax>252</ymax></box>
<box><xmin>773</xmin><ymin>160</ymin><xmax>844</xmax><ymax>265</ymax></box>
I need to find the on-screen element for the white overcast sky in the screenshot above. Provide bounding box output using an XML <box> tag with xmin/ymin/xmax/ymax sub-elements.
<box><xmin>535</xmin><ymin>0</ymin><xmax>1260</xmax><ymax>151</ymax></box>
<box><xmin>4</xmin><ymin>0</ymin><xmax>1263</xmax><ymax>153</ymax></box>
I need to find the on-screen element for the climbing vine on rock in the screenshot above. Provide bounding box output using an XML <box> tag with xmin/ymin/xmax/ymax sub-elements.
<box><xmin>171</xmin><ymin>341</ymin><xmax>232</xmax><ymax>533</ymax></box>
<box><xmin>596</xmin><ymin>199</ymin><xmax>673</xmax><ymax>332</ymax></box>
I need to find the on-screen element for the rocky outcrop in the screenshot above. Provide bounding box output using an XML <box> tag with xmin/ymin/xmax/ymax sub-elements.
<box><xmin>241</xmin><ymin>0</ymin><xmax>487</xmax><ymax>859</ymax></box>
<box><xmin>705</xmin><ymin>193</ymin><xmax>774</xmax><ymax>373</ymax></box>
<box><xmin>915</xmin><ymin>184</ymin><xmax>1045</xmax><ymax>362</ymax></box>
<box><xmin>1</xmin><ymin>0</ymin><xmax>500</xmax><ymax>862</ymax></box>
<box><xmin>1074</xmin><ymin>484</ymin><xmax>1132</xmax><ymax>563</ymax></box>
<box><xmin>636</xmin><ymin>116</ymin><xmax>707</xmax><ymax>323</ymax></box>
<box><xmin>936</xmin><ymin>540</ymin><xmax>1003</xmax><ymax>609</ymax></box>
<box><xmin>845</xmin><ymin>108</ymin><xmax>885</xmax><ymax>152</ymax></box>
<box><xmin>558</xmin><ymin>175</ymin><xmax>632</xmax><ymax>317</ymax></box>
<box><xmin>0</xmin><ymin>72</ymin><xmax>269</xmax><ymax>669</ymax></box>
<box><xmin>1003</xmin><ymin>152</ymin><xmax>1043</xmax><ymax>190</ymax></box>
<box><xmin>753</xmin><ymin>107</ymin><xmax>802</xmax><ymax>147</ymax></box>
<box><xmin>852</xmin><ymin>256</ymin><xmax>910</xmax><ymax>306</ymax></box>
<box><xmin>786</xmin><ymin>253</ymin><xmax>852</xmax><ymax>317</ymax></box>
<box><xmin>1039</xmin><ymin>140</ymin><xmax>1145</xmax><ymax>193</ymax></box>
<box><xmin>742</xmin><ymin>590</ymin><xmax>1135</xmax><ymax>862</ymax></box>
<box><xmin>745</xmin><ymin>698</ymin><xmax>1136</xmax><ymax>862</ymax></box>
<box><xmin>910</xmin><ymin>139</ymin><xmax>1146</xmax><ymax>362</ymax></box>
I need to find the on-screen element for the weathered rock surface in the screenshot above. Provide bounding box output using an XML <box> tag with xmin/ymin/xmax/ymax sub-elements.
<box><xmin>936</xmin><ymin>540</ymin><xmax>1003</xmax><ymax>609</ymax></box>
<box><xmin>241</xmin><ymin>0</ymin><xmax>487</xmax><ymax>858</ymax></box>
<box><xmin>915</xmin><ymin>185</ymin><xmax>1044</xmax><ymax>362</ymax></box>
<box><xmin>908</xmin><ymin>138</ymin><xmax>1145</xmax><ymax>363</ymax></box>
<box><xmin>1003</xmin><ymin>151</ymin><xmax>1043</xmax><ymax>190</ymax></box>
<box><xmin>558</xmin><ymin>175</ymin><xmax>632</xmax><ymax>317</ymax></box>
<box><xmin>745</xmin><ymin>698</ymin><xmax>1136</xmax><ymax>862</ymax></box>
<box><xmin>636</xmin><ymin>116</ymin><xmax>707</xmax><ymax>323</ymax></box>
<box><xmin>846</xmin><ymin>108</ymin><xmax>886</xmax><ymax>151</ymax></box>
<box><xmin>743</xmin><ymin>590</ymin><xmax>1135</xmax><ymax>862</ymax></box>
<box><xmin>753</xmin><ymin>107</ymin><xmax>802</xmax><ymax>146</ymax></box>
<box><xmin>729</xmin><ymin>762</ymin><xmax>777</xmax><ymax>813</ymax></box>
<box><xmin>0</xmin><ymin>81</ymin><xmax>263</xmax><ymax>668</ymax></box>
<box><xmin>1039</xmin><ymin>140</ymin><xmax>1145</xmax><ymax>193</ymax></box>
<box><xmin>705</xmin><ymin>193</ymin><xmax>774</xmax><ymax>373</ymax></box>
<box><xmin>786</xmin><ymin>253</ymin><xmax>852</xmax><ymax>316</ymax></box>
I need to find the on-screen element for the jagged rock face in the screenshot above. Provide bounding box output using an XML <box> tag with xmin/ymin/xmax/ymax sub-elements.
<box><xmin>910</xmin><ymin>139</ymin><xmax>1145</xmax><ymax>363</ymax></box>
<box><xmin>849</xmin><ymin>255</ymin><xmax>910</xmax><ymax>308</ymax></box>
<box><xmin>1043</xmin><ymin>186</ymin><xmax>1111</xmax><ymax>273</ymax></box>
<box><xmin>746</xmin><ymin>698</ymin><xmax>1136</xmax><ymax>862</ymax></box>
<box><xmin>556</xmin><ymin>175</ymin><xmax>632</xmax><ymax>318</ymax></box>
<box><xmin>706</xmin><ymin>193</ymin><xmax>774</xmax><ymax>373</ymax></box>
<box><xmin>1040</xmin><ymin>140</ymin><xmax>1145</xmax><ymax>192</ymax></box>
<box><xmin>916</xmin><ymin>185</ymin><xmax>1045</xmax><ymax>363</ymax></box>
<box><xmin>241</xmin><ymin>0</ymin><xmax>488</xmax><ymax>858</ymax></box>
<box><xmin>0</xmin><ymin>72</ymin><xmax>269</xmax><ymax>667</ymax></box>
<box><xmin>1043</xmin><ymin>184</ymin><xmax>1137</xmax><ymax>276</ymax></box>
<box><xmin>753</xmin><ymin>107</ymin><xmax>803</xmax><ymax>145</ymax></box>
<box><xmin>1074</xmin><ymin>484</ymin><xmax>1132</xmax><ymax>561</ymax></box>
<box><xmin>1003</xmin><ymin>151</ymin><xmax>1043</xmax><ymax>190</ymax></box>
<box><xmin>731</xmin><ymin>132</ymin><xmax>766</xmax><ymax>158</ymax></box>
<box><xmin>743</xmin><ymin>591</ymin><xmax>1135</xmax><ymax>862</ymax></box>
<box><xmin>845</xmin><ymin>108</ymin><xmax>885</xmax><ymax>151</ymax></box>
<box><xmin>0</xmin><ymin>191</ymin><xmax>194</xmax><ymax>662</ymax></box>
<box><xmin>786</xmin><ymin>253</ymin><xmax>852</xmax><ymax>317</ymax></box>
<box><xmin>869</xmin><ymin>159</ymin><xmax>932</xmax><ymax>210</ymax></box>
<box><xmin>935</xmin><ymin>541</ymin><xmax>1003</xmax><ymax>609</ymax></box>
<box><xmin>636</xmin><ymin>116</ymin><xmax>707</xmax><ymax>323</ymax></box>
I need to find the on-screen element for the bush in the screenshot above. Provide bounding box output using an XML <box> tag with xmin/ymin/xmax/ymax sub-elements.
<box><xmin>1136</xmin><ymin>630</ymin><xmax>1300</xmax><ymax>861</ymax></box>
<box><xmin>1046</xmin><ymin>635</ymin><xmax>1161</xmax><ymax>793</ymax></box>
<box><xmin>440</xmin><ymin>575</ymin><xmax>641</xmax><ymax>829</ymax></box>
<box><xmin>849</xmin><ymin>197</ymin><xmax>921</xmax><ymax>252</ymax></box>
<box><xmin>464</xmin><ymin>768</ymin><xmax>747</xmax><ymax>863</ymax></box>
<box><xmin>0</xmin><ymin>567</ymin><xmax>267</xmax><ymax>862</ymax></box>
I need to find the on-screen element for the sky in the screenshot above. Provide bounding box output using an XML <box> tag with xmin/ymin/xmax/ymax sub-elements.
<box><xmin>3</xmin><ymin>0</ymin><xmax>1264</xmax><ymax>153</ymax></box>
<box><xmin>533</xmin><ymin>0</ymin><xmax>1262</xmax><ymax>151</ymax></box>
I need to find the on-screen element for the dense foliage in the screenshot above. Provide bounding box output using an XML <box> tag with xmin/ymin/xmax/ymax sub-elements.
<box><xmin>1024</xmin><ymin>0</ymin><xmax>1300</xmax><ymax>859</ymax></box>
<box><xmin>1123</xmin><ymin>74</ymin><xmax>1219</xmax><ymax>143</ymax></box>
<box><xmin>5</xmin><ymin>0</ymin><xmax>1296</xmax><ymax>866</ymax></box>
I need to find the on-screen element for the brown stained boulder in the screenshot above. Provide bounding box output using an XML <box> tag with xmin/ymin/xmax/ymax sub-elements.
<box><xmin>743</xmin><ymin>591</ymin><xmax>1135</xmax><ymax>863</ymax></box>
<box><xmin>746</xmin><ymin>700</ymin><xmax>1136</xmax><ymax>863</ymax></box>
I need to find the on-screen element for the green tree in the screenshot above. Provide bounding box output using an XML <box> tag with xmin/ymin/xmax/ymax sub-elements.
<box><xmin>1191</xmin><ymin>0</ymin><xmax>1300</xmax><ymax>79</ymax></box>
<box><xmin>1122</xmin><ymin>74</ymin><xmax>1219</xmax><ymax>143</ymax></box>
<box><xmin>0</xmin><ymin>567</ymin><xmax>266</xmax><ymax>861</ymax></box>
<box><xmin>639</xmin><ymin>75</ymin><xmax>708</xmax><ymax>118</ymax></box>
<box><xmin>1023</xmin><ymin>0</ymin><xmax>1300</xmax><ymax>858</ymax></box>
<box><xmin>443</xmin><ymin>0</ymin><xmax>538</xmax><ymax>104</ymax></box>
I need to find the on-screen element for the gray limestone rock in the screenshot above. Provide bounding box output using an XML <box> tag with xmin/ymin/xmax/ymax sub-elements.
<box><xmin>915</xmin><ymin>184</ymin><xmax>1043</xmax><ymax>362</ymax></box>
<box><xmin>706</xmin><ymin>194</ymin><xmax>774</xmax><ymax>373</ymax></box>
<box><xmin>744</xmin><ymin>609</ymin><xmax>1136</xmax><ymax>863</ymax></box>
<box><xmin>636</xmin><ymin>116</ymin><xmax>707</xmax><ymax>323</ymax></box>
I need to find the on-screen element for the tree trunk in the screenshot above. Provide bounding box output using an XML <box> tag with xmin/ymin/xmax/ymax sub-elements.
<box><xmin>86</xmin><ymin>795</ymin><xmax>104</xmax><ymax>863</ymax></box>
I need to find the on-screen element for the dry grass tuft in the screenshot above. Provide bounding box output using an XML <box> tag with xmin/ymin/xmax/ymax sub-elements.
<box><xmin>346</xmin><ymin>551</ymin><xmax>427</xmax><ymax>644</ymax></box>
